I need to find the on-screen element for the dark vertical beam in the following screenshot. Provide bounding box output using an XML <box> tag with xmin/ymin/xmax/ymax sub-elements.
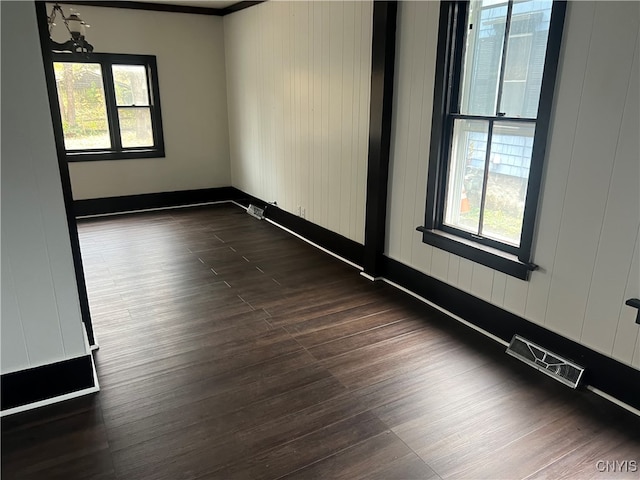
<box><xmin>363</xmin><ymin>1</ymin><xmax>397</xmax><ymax>278</ymax></box>
<box><xmin>34</xmin><ymin>2</ymin><xmax>96</xmax><ymax>347</ymax></box>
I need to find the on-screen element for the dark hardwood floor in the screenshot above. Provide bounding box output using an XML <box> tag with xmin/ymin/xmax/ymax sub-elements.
<box><xmin>2</xmin><ymin>203</ymin><xmax>639</xmax><ymax>479</ymax></box>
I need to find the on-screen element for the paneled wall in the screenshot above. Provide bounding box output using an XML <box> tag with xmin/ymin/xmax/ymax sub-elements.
<box><xmin>224</xmin><ymin>1</ymin><xmax>373</xmax><ymax>243</ymax></box>
<box><xmin>1</xmin><ymin>2</ymin><xmax>89</xmax><ymax>374</ymax></box>
<box><xmin>387</xmin><ymin>1</ymin><xmax>640</xmax><ymax>368</ymax></box>
<box><xmin>45</xmin><ymin>4</ymin><xmax>231</xmax><ymax>200</ymax></box>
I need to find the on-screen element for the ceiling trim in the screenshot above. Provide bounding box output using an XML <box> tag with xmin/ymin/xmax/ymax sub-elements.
<box><xmin>58</xmin><ymin>1</ymin><xmax>265</xmax><ymax>17</ymax></box>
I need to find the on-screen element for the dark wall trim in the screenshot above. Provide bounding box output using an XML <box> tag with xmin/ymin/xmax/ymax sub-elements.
<box><xmin>74</xmin><ymin>187</ymin><xmax>364</xmax><ymax>267</ymax></box>
<box><xmin>418</xmin><ymin>227</ymin><xmax>535</xmax><ymax>280</ymax></box>
<box><xmin>58</xmin><ymin>1</ymin><xmax>265</xmax><ymax>16</ymax></box>
<box><xmin>220</xmin><ymin>1</ymin><xmax>265</xmax><ymax>15</ymax></box>
<box><xmin>74</xmin><ymin>187</ymin><xmax>239</xmax><ymax>216</ymax></box>
<box><xmin>35</xmin><ymin>2</ymin><xmax>95</xmax><ymax>347</ymax></box>
<box><xmin>1</xmin><ymin>356</ymin><xmax>95</xmax><ymax>411</ymax></box>
<box><xmin>228</xmin><ymin>192</ymin><xmax>365</xmax><ymax>267</ymax></box>
<box><xmin>263</xmin><ymin>205</ymin><xmax>365</xmax><ymax>268</ymax></box>
<box><xmin>58</xmin><ymin>1</ymin><xmax>225</xmax><ymax>16</ymax></box>
<box><xmin>380</xmin><ymin>255</ymin><xmax>640</xmax><ymax>411</ymax></box>
<box><xmin>363</xmin><ymin>1</ymin><xmax>397</xmax><ymax>278</ymax></box>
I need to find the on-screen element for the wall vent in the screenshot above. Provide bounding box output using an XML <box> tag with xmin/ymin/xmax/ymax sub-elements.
<box><xmin>506</xmin><ymin>335</ymin><xmax>584</xmax><ymax>389</ymax></box>
<box><xmin>246</xmin><ymin>204</ymin><xmax>264</xmax><ymax>220</ymax></box>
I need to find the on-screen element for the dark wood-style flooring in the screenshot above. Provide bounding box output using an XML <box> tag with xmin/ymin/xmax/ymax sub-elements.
<box><xmin>2</xmin><ymin>203</ymin><xmax>639</xmax><ymax>479</ymax></box>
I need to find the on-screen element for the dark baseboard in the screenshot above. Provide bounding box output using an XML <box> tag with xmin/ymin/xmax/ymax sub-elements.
<box><xmin>1</xmin><ymin>355</ymin><xmax>96</xmax><ymax>412</ymax></box>
<box><xmin>380</xmin><ymin>255</ymin><xmax>640</xmax><ymax>411</ymax></box>
<box><xmin>73</xmin><ymin>187</ymin><xmax>364</xmax><ymax>266</ymax></box>
<box><xmin>263</xmin><ymin>206</ymin><xmax>365</xmax><ymax>268</ymax></box>
<box><xmin>73</xmin><ymin>187</ymin><xmax>239</xmax><ymax>217</ymax></box>
<box><xmin>231</xmin><ymin>192</ymin><xmax>365</xmax><ymax>267</ymax></box>
<box><xmin>72</xmin><ymin>188</ymin><xmax>638</xmax><ymax>410</ymax></box>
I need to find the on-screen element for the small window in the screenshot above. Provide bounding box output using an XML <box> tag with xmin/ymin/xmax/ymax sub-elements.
<box><xmin>419</xmin><ymin>0</ymin><xmax>566</xmax><ymax>279</ymax></box>
<box><xmin>52</xmin><ymin>53</ymin><xmax>164</xmax><ymax>161</ymax></box>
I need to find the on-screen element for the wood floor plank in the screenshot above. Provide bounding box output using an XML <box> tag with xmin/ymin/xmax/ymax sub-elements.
<box><xmin>278</xmin><ymin>431</ymin><xmax>436</xmax><ymax>480</ymax></box>
<box><xmin>208</xmin><ymin>411</ymin><xmax>389</xmax><ymax>480</ymax></box>
<box><xmin>3</xmin><ymin>203</ymin><xmax>639</xmax><ymax>480</ymax></box>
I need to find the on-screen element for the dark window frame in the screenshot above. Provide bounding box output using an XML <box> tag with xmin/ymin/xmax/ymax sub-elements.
<box><xmin>51</xmin><ymin>52</ymin><xmax>165</xmax><ymax>162</ymax></box>
<box><xmin>418</xmin><ymin>0</ymin><xmax>566</xmax><ymax>280</ymax></box>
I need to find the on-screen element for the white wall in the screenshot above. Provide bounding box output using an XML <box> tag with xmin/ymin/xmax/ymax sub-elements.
<box><xmin>224</xmin><ymin>1</ymin><xmax>373</xmax><ymax>243</ymax></box>
<box><xmin>1</xmin><ymin>1</ymin><xmax>89</xmax><ymax>374</ymax></box>
<box><xmin>46</xmin><ymin>3</ymin><xmax>231</xmax><ymax>200</ymax></box>
<box><xmin>387</xmin><ymin>1</ymin><xmax>640</xmax><ymax>368</ymax></box>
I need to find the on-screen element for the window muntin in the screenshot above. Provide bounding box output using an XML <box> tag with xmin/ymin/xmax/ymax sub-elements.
<box><xmin>420</xmin><ymin>0</ymin><xmax>565</xmax><ymax>279</ymax></box>
<box><xmin>112</xmin><ymin>65</ymin><xmax>154</xmax><ymax>148</ymax></box>
<box><xmin>460</xmin><ymin>0</ymin><xmax>553</xmax><ymax>119</ymax></box>
<box><xmin>443</xmin><ymin>0</ymin><xmax>553</xmax><ymax>251</ymax></box>
<box><xmin>52</xmin><ymin>53</ymin><xmax>164</xmax><ymax>161</ymax></box>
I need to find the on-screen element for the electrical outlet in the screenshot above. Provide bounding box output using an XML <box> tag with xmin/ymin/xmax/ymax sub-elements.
<box><xmin>301</xmin><ymin>208</ymin><xmax>306</xmax><ymax>219</ymax></box>
<box><xmin>297</xmin><ymin>206</ymin><xmax>302</xmax><ymax>216</ymax></box>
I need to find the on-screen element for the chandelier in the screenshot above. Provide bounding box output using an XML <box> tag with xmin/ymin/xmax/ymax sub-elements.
<box><xmin>47</xmin><ymin>3</ymin><xmax>94</xmax><ymax>54</ymax></box>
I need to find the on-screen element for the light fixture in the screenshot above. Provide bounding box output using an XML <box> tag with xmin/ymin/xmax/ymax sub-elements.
<box><xmin>48</xmin><ymin>3</ymin><xmax>94</xmax><ymax>54</ymax></box>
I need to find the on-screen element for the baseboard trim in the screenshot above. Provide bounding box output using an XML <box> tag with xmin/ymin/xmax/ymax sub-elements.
<box><xmin>71</xmin><ymin>188</ymin><xmax>639</xmax><ymax>412</ymax></box>
<box><xmin>230</xmin><ymin>195</ymin><xmax>365</xmax><ymax>268</ymax></box>
<box><xmin>379</xmin><ymin>255</ymin><xmax>640</xmax><ymax>412</ymax></box>
<box><xmin>74</xmin><ymin>187</ymin><xmax>365</xmax><ymax>270</ymax></box>
<box><xmin>262</xmin><ymin>205</ymin><xmax>365</xmax><ymax>268</ymax></box>
<box><xmin>1</xmin><ymin>355</ymin><xmax>98</xmax><ymax>415</ymax></box>
<box><xmin>73</xmin><ymin>187</ymin><xmax>240</xmax><ymax>217</ymax></box>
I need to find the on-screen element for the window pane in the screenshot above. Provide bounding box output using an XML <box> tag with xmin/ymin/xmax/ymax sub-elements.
<box><xmin>118</xmin><ymin>107</ymin><xmax>154</xmax><ymax>148</ymax></box>
<box><xmin>112</xmin><ymin>65</ymin><xmax>150</xmax><ymax>106</ymax></box>
<box><xmin>460</xmin><ymin>1</ymin><xmax>508</xmax><ymax>116</ymax></box>
<box><xmin>499</xmin><ymin>0</ymin><xmax>553</xmax><ymax>118</ymax></box>
<box><xmin>444</xmin><ymin>119</ymin><xmax>489</xmax><ymax>234</ymax></box>
<box><xmin>481</xmin><ymin>121</ymin><xmax>535</xmax><ymax>245</ymax></box>
<box><xmin>53</xmin><ymin>62</ymin><xmax>111</xmax><ymax>150</ymax></box>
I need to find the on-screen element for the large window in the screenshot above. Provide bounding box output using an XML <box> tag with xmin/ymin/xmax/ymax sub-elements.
<box><xmin>52</xmin><ymin>53</ymin><xmax>164</xmax><ymax>161</ymax></box>
<box><xmin>419</xmin><ymin>0</ymin><xmax>566</xmax><ymax>279</ymax></box>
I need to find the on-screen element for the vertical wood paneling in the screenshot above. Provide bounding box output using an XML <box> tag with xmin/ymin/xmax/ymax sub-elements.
<box><xmin>225</xmin><ymin>1</ymin><xmax>372</xmax><ymax>243</ymax></box>
<box><xmin>340</xmin><ymin>1</ymin><xmax>355</xmax><ymax>237</ymax></box>
<box><xmin>612</xmin><ymin>226</ymin><xmax>640</xmax><ymax>365</ymax></box>
<box><xmin>410</xmin><ymin>0</ymin><xmax>440</xmax><ymax>271</ymax></box>
<box><xmin>0</xmin><ymin>258</ymin><xmax>30</xmax><ymax>372</ymax></box>
<box><xmin>580</xmin><ymin>29</ymin><xmax>640</xmax><ymax>355</ymax></box>
<box><xmin>544</xmin><ymin>3</ymin><xmax>638</xmax><ymax>341</ymax></box>
<box><xmin>387</xmin><ymin>1</ymin><xmax>440</xmax><ymax>274</ymax></box>
<box><xmin>386</xmin><ymin>0</ymin><xmax>639</xmax><ymax>371</ymax></box>
<box><xmin>387</xmin><ymin>1</ymin><xmax>412</xmax><ymax>263</ymax></box>
<box><xmin>355</xmin><ymin>1</ymin><xmax>373</xmax><ymax>244</ymax></box>
<box><xmin>524</xmin><ymin>1</ymin><xmax>595</xmax><ymax>326</ymax></box>
<box><xmin>491</xmin><ymin>272</ymin><xmax>507</xmax><ymax>308</ymax></box>
<box><xmin>503</xmin><ymin>278</ymin><xmax>528</xmax><ymax>317</ymax></box>
<box><xmin>3</xmin><ymin>119</ymin><xmax>66</xmax><ymax>367</ymax></box>
<box><xmin>400</xmin><ymin>2</ymin><xmax>428</xmax><ymax>263</ymax></box>
<box><xmin>431</xmin><ymin>248</ymin><xmax>450</xmax><ymax>282</ymax></box>
<box><xmin>471</xmin><ymin>264</ymin><xmax>494</xmax><ymax>303</ymax></box>
<box><xmin>1</xmin><ymin>1</ymin><xmax>88</xmax><ymax>373</ymax></box>
<box><xmin>457</xmin><ymin>259</ymin><xmax>474</xmax><ymax>292</ymax></box>
<box><xmin>447</xmin><ymin>255</ymin><xmax>460</xmax><ymax>285</ymax></box>
<box><xmin>633</xmin><ymin>336</ymin><xmax>640</xmax><ymax>369</ymax></box>
<box><xmin>312</xmin><ymin>1</ymin><xmax>323</xmax><ymax>229</ymax></box>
